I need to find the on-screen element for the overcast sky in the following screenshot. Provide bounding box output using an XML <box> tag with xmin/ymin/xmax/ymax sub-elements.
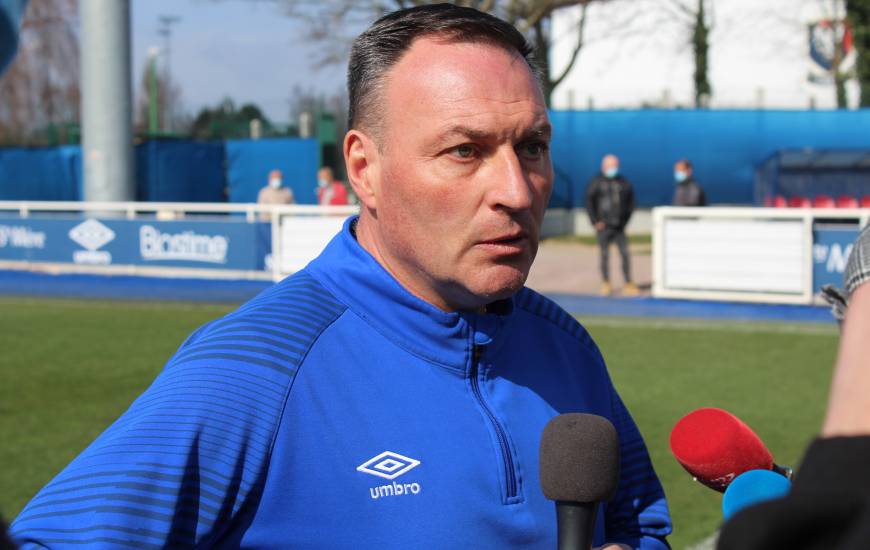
<box><xmin>131</xmin><ymin>0</ymin><xmax>352</xmax><ymax>123</ymax></box>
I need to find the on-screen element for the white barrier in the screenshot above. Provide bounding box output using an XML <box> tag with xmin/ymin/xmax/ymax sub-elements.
<box><xmin>652</xmin><ymin>206</ymin><xmax>870</xmax><ymax>304</ymax></box>
<box><xmin>273</xmin><ymin>214</ymin><xmax>351</xmax><ymax>279</ymax></box>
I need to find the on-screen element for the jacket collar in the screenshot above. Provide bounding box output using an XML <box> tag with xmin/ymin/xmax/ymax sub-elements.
<box><xmin>306</xmin><ymin>216</ymin><xmax>515</xmax><ymax>371</ymax></box>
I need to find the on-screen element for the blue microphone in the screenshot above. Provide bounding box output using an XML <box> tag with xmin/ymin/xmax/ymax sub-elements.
<box><xmin>722</xmin><ymin>469</ymin><xmax>791</xmax><ymax>520</ymax></box>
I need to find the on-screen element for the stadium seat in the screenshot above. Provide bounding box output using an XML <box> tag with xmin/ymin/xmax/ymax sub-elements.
<box><xmin>861</xmin><ymin>195</ymin><xmax>870</xmax><ymax>208</ymax></box>
<box><xmin>812</xmin><ymin>195</ymin><xmax>835</xmax><ymax>208</ymax></box>
<box><xmin>836</xmin><ymin>195</ymin><xmax>859</xmax><ymax>208</ymax></box>
<box><xmin>787</xmin><ymin>196</ymin><xmax>811</xmax><ymax>208</ymax></box>
<box><xmin>773</xmin><ymin>195</ymin><xmax>787</xmax><ymax>208</ymax></box>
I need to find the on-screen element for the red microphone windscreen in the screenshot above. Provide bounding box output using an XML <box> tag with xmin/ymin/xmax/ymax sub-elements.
<box><xmin>669</xmin><ymin>408</ymin><xmax>773</xmax><ymax>492</ymax></box>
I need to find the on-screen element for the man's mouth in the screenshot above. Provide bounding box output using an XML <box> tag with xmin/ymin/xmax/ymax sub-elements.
<box><xmin>477</xmin><ymin>231</ymin><xmax>530</xmax><ymax>253</ymax></box>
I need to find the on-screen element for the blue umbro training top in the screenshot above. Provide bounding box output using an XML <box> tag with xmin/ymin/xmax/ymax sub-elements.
<box><xmin>12</xmin><ymin>216</ymin><xmax>672</xmax><ymax>549</ymax></box>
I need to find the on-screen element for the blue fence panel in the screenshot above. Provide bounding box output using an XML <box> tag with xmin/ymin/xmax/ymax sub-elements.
<box><xmin>225</xmin><ymin>138</ymin><xmax>319</xmax><ymax>204</ymax></box>
<box><xmin>549</xmin><ymin>109</ymin><xmax>870</xmax><ymax>208</ymax></box>
<box><xmin>136</xmin><ymin>140</ymin><xmax>226</xmax><ymax>202</ymax></box>
<box><xmin>0</xmin><ymin>146</ymin><xmax>82</xmax><ymax>201</ymax></box>
<box><xmin>812</xmin><ymin>223</ymin><xmax>860</xmax><ymax>293</ymax></box>
<box><xmin>0</xmin><ymin>215</ymin><xmax>271</xmax><ymax>270</ymax></box>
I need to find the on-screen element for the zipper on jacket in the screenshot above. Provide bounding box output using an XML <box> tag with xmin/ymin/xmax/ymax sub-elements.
<box><xmin>470</xmin><ymin>344</ymin><xmax>518</xmax><ymax>501</ymax></box>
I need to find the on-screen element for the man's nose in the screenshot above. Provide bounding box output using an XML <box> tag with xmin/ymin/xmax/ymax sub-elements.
<box><xmin>489</xmin><ymin>148</ymin><xmax>534</xmax><ymax>211</ymax></box>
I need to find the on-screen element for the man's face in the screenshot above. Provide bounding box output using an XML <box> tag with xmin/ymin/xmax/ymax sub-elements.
<box><xmin>602</xmin><ymin>155</ymin><xmax>619</xmax><ymax>173</ymax></box>
<box><xmin>675</xmin><ymin>161</ymin><xmax>692</xmax><ymax>177</ymax></box>
<box><xmin>355</xmin><ymin>38</ymin><xmax>553</xmax><ymax>311</ymax></box>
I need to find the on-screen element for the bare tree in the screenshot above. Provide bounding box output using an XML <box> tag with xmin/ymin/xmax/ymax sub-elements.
<box><xmin>809</xmin><ymin>0</ymin><xmax>852</xmax><ymax>107</ymax></box>
<box><xmin>134</xmin><ymin>54</ymin><xmax>186</xmax><ymax>137</ymax></box>
<box><xmin>268</xmin><ymin>0</ymin><xmax>612</xmax><ymax>106</ymax></box>
<box><xmin>661</xmin><ymin>0</ymin><xmax>714</xmax><ymax>108</ymax></box>
<box><xmin>850</xmin><ymin>0</ymin><xmax>870</xmax><ymax>105</ymax></box>
<box><xmin>0</xmin><ymin>0</ymin><xmax>80</xmax><ymax>145</ymax></box>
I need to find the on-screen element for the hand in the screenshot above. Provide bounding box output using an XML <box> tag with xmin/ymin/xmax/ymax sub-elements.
<box><xmin>594</xmin><ymin>222</ymin><xmax>606</xmax><ymax>232</ymax></box>
<box><xmin>593</xmin><ymin>544</ymin><xmax>632</xmax><ymax>550</ymax></box>
<box><xmin>822</xmin><ymin>282</ymin><xmax>870</xmax><ymax>437</ymax></box>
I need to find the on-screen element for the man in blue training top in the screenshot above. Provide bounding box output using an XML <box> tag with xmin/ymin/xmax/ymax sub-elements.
<box><xmin>12</xmin><ymin>4</ymin><xmax>671</xmax><ymax>548</ymax></box>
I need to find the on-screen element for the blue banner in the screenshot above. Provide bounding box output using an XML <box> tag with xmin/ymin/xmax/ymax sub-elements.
<box><xmin>0</xmin><ymin>215</ymin><xmax>271</xmax><ymax>271</ymax></box>
<box><xmin>812</xmin><ymin>224</ymin><xmax>860</xmax><ymax>293</ymax></box>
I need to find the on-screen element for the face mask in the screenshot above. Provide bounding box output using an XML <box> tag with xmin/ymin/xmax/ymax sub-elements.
<box><xmin>674</xmin><ymin>171</ymin><xmax>688</xmax><ymax>183</ymax></box>
<box><xmin>318</xmin><ymin>179</ymin><xmax>330</xmax><ymax>188</ymax></box>
<box><xmin>604</xmin><ymin>167</ymin><xmax>618</xmax><ymax>179</ymax></box>
<box><xmin>269</xmin><ymin>178</ymin><xmax>282</xmax><ymax>189</ymax></box>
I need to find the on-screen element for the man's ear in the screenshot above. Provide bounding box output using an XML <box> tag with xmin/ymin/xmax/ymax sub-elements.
<box><xmin>344</xmin><ymin>129</ymin><xmax>380</xmax><ymax>211</ymax></box>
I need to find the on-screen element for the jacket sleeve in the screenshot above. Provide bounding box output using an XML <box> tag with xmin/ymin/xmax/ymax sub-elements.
<box><xmin>604</xmin><ymin>388</ymin><xmax>672</xmax><ymax>549</ymax></box>
<box><xmin>586</xmin><ymin>178</ymin><xmax>601</xmax><ymax>225</ymax></box>
<box><xmin>622</xmin><ymin>180</ymin><xmax>635</xmax><ymax>228</ymax></box>
<box><xmin>718</xmin><ymin>436</ymin><xmax>870</xmax><ymax>550</ymax></box>
<box><xmin>10</xmin><ymin>319</ymin><xmax>289</xmax><ymax>549</ymax></box>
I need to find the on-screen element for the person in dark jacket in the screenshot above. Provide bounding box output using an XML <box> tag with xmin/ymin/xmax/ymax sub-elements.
<box><xmin>672</xmin><ymin>159</ymin><xmax>706</xmax><ymax>206</ymax></box>
<box><xmin>586</xmin><ymin>154</ymin><xmax>637</xmax><ymax>296</ymax></box>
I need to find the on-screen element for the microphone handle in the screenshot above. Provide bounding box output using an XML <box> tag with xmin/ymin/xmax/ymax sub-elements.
<box><xmin>772</xmin><ymin>462</ymin><xmax>793</xmax><ymax>480</ymax></box>
<box><xmin>556</xmin><ymin>501</ymin><xmax>597</xmax><ymax>550</ymax></box>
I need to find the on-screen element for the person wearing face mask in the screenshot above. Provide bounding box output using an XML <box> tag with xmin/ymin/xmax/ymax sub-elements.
<box><xmin>585</xmin><ymin>154</ymin><xmax>638</xmax><ymax>297</ymax></box>
<box><xmin>672</xmin><ymin>159</ymin><xmax>706</xmax><ymax>207</ymax></box>
<box><xmin>257</xmin><ymin>169</ymin><xmax>295</xmax><ymax>220</ymax></box>
<box><xmin>316</xmin><ymin>166</ymin><xmax>350</xmax><ymax>206</ymax></box>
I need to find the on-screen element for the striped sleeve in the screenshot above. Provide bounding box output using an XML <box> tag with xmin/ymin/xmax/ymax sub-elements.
<box><xmin>11</xmin><ymin>273</ymin><xmax>346</xmax><ymax>549</ymax></box>
<box><xmin>604</xmin><ymin>388</ymin><xmax>673</xmax><ymax>550</ymax></box>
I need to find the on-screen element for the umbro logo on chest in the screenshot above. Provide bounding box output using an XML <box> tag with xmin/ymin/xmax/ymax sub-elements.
<box><xmin>357</xmin><ymin>451</ymin><xmax>422</xmax><ymax>500</ymax></box>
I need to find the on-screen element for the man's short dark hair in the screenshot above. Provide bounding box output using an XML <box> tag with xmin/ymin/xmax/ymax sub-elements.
<box><xmin>347</xmin><ymin>3</ymin><xmax>538</xmax><ymax>136</ymax></box>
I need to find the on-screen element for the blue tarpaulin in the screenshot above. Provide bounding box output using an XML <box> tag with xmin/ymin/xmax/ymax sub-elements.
<box><xmin>136</xmin><ymin>140</ymin><xmax>226</xmax><ymax>202</ymax></box>
<box><xmin>0</xmin><ymin>141</ymin><xmax>226</xmax><ymax>202</ymax></box>
<box><xmin>225</xmin><ymin>138</ymin><xmax>320</xmax><ymax>204</ymax></box>
<box><xmin>0</xmin><ymin>146</ymin><xmax>81</xmax><ymax>200</ymax></box>
<box><xmin>6</xmin><ymin>111</ymin><xmax>870</xmax><ymax>208</ymax></box>
<box><xmin>549</xmin><ymin>109</ymin><xmax>870</xmax><ymax>208</ymax></box>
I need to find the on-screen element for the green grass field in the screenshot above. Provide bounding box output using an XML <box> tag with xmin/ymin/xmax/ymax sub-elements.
<box><xmin>0</xmin><ymin>297</ymin><xmax>839</xmax><ymax>549</ymax></box>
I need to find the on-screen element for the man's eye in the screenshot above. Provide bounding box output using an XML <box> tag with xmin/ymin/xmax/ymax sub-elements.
<box><xmin>519</xmin><ymin>141</ymin><xmax>549</xmax><ymax>158</ymax></box>
<box><xmin>453</xmin><ymin>144</ymin><xmax>476</xmax><ymax>159</ymax></box>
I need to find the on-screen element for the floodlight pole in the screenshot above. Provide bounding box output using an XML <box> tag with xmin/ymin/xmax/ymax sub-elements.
<box><xmin>79</xmin><ymin>0</ymin><xmax>134</xmax><ymax>202</ymax></box>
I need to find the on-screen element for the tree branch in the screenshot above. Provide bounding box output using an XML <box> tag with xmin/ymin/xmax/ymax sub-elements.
<box><xmin>550</xmin><ymin>1</ymin><xmax>588</xmax><ymax>89</ymax></box>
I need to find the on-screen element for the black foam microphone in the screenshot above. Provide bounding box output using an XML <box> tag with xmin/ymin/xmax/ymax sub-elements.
<box><xmin>539</xmin><ymin>413</ymin><xmax>621</xmax><ymax>550</ymax></box>
<box><xmin>1</xmin><ymin>515</ymin><xmax>15</xmax><ymax>550</ymax></box>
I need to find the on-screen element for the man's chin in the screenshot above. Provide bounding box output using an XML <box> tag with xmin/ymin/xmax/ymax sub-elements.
<box><xmin>469</xmin><ymin>266</ymin><xmax>529</xmax><ymax>302</ymax></box>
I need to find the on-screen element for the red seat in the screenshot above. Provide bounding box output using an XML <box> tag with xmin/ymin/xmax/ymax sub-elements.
<box><xmin>861</xmin><ymin>195</ymin><xmax>870</xmax><ymax>208</ymax></box>
<box><xmin>836</xmin><ymin>195</ymin><xmax>859</xmax><ymax>208</ymax></box>
<box><xmin>773</xmin><ymin>195</ymin><xmax>787</xmax><ymax>208</ymax></box>
<box><xmin>812</xmin><ymin>195</ymin><xmax>835</xmax><ymax>208</ymax></box>
<box><xmin>788</xmin><ymin>196</ymin><xmax>811</xmax><ymax>208</ymax></box>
